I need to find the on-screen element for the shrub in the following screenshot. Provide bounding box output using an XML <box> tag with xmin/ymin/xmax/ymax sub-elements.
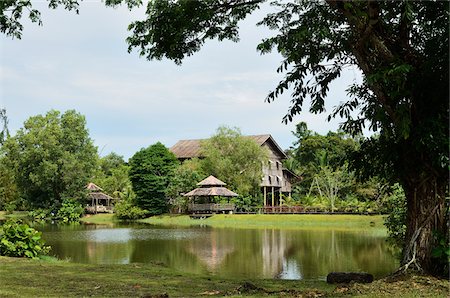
<box><xmin>382</xmin><ymin>183</ymin><xmax>406</xmax><ymax>248</ymax></box>
<box><xmin>28</xmin><ymin>208</ymin><xmax>50</xmax><ymax>221</ymax></box>
<box><xmin>114</xmin><ymin>199</ymin><xmax>149</xmax><ymax>220</ymax></box>
<box><xmin>0</xmin><ymin>219</ymin><xmax>50</xmax><ymax>258</ymax></box>
<box><xmin>56</xmin><ymin>199</ymin><xmax>84</xmax><ymax>222</ymax></box>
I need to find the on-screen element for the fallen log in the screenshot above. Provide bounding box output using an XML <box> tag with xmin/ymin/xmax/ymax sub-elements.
<box><xmin>326</xmin><ymin>272</ymin><xmax>374</xmax><ymax>284</ymax></box>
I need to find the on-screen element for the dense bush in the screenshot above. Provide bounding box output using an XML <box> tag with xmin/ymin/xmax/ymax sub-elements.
<box><xmin>56</xmin><ymin>199</ymin><xmax>84</xmax><ymax>222</ymax></box>
<box><xmin>0</xmin><ymin>219</ymin><xmax>50</xmax><ymax>258</ymax></box>
<box><xmin>28</xmin><ymin>208</ymin><xmax>51</xmax><ymax>221</ymax></box>
<box><xmin>114</xmin><ymin>199</ymin><xmax>149</xmax><ymax>220</ymax></box>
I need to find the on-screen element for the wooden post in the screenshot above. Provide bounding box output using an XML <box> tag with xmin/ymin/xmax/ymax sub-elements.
<box><xmin>271</xmin><ymin>187</ymin><xmax>275</xmax><ymax>212</ymax></box>
<box><xmin>264</xmin><ymin>187</ymin><xmax>267</xmax><ymax>206</ymax></box>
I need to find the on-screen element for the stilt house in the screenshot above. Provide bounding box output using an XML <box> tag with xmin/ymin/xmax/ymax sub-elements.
<box><xmin>170</xmin><ymin>135</ymin><xmax>299</xmax><ymax>207</ymax></box>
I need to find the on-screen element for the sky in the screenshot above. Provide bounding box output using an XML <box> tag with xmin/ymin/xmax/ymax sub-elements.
<box><xmin>0</xmin><ymin>1</ymin><xmax>362</xmax><ymax>160</ymax></box>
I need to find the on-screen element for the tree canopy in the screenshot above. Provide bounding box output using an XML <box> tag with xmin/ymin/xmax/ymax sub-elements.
<box><xmin>200</xmin><ymin>126</ymin><xmax>268</xmax><ymax>197</ymax></box>
<box><xmin>2</xmin><ymin>110</ymin><xmax>98</xmax><ymax>208</ymax></box>
<box><xmin>128</xmin><ymin>142</ymin><xmax>179</xmax><ymax>215</ymax></box>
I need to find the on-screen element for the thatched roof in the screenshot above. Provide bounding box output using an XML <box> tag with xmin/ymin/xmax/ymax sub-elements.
<box><xmin>184</xmin><ymin>187</ymin><xmax>238</xmax><ymax>197</ymax></box>
<box><xmin>88</xmin><ymin>192</ymin><xmax>117</xmax><ymax>201</ymax></box>
<box><xmin>170</xmin><ymin>134</ymin><xmax>287</xmax><ymax>160</ymax></box>
<box><xmin>87</xmin><ymin>183</ymin><xmax>103</xmax><ymax>191</ymax></box>
<box><xmin>197</xmin><ymin>175</ymin><xmax>226</xmax><ymax>187</ymax></box>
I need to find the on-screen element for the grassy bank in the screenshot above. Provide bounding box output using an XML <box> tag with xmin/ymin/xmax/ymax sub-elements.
<box><xmin>138</xmin><ymin>214</ymin><xmax>386</xmax><ymax>232</ymax></box>
<box><xmin>1</xmin><ymin>257</ymin><xmax>447</xmax><ymax>297</ymax></box>
<box><xmin>80</xmin><ymin>213</ymin><xmax>120</xmax><ymax>225</ymax></box>
<box><xmin>0</xmin><ymin>211</ymin><xmax>29</xmax><ymax>221</ymax></box>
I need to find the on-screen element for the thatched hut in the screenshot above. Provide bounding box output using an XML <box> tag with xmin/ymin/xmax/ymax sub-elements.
<box><xmin>184</xmin><ymin>175</ymin><xmax>238</xmax><ymax>214</ymax></box>
<box><xmin>86</xmin><ymin>183</ymin><xmax>117</xmax><ymax>214</ymax></box>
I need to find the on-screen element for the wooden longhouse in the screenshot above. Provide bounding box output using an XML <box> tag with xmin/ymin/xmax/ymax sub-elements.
<box><xmin>170</xmin><ymin>135</ymin><xmax>299</xmax><ymax>208</ymax></box>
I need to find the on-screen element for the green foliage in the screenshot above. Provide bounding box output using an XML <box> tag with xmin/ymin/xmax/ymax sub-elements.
<box><xmin>114</xmin><ymin>198</ymin><xmax>149</xmax><ymax>220</ymax></box>
<box><xmin>166</xmin><ymin>159</ymin><xmax>204</xmax><ymax>213</ymax></box>
<box><xmin>0</xmin><ymin>219</ymin><xmax>50</xmax><ymax>258</ymax></box>
<box><xmin>56</xmin><ymin>199</ymin><xmax>84</xmax><ymax>222</ymax></box>
<box><xmin>382</xmin><ymin>184</ymin><xmax>406</xmax><ymax>248</ymax></box>
<box><xmin>231</xmin><ymin>195</ymin><xmax>260</xmax><ymax>212</ymax></box>
<box><xmin>94</xmin><ymin>162</ymin><xmax>131</xmax><ymax>198</ymax></box>
<box><xmin>2</xmin><ymin>110</ymin><xmax>98</xmax><ymax>208</ymax></box>
<box><xmin>125</xmin><ymin>0</ymin><xmax>259</xmax><ymax>64</ymax></box>
<box><xmin>431</xmin><ymin>230</ymin><xmax>450</xmax><ymax>274</ymax></box>
<box><xmin>0</xmin><ymin>108</ymin><xmax>9</xmax><ymax>145</ymax></box>
<box><xmin>0</xmin><ymin>157</ymin><xmax>19</xmax><ymax>211</ymax></box>
<box><xmin>28</xmin><ymin>208</ymin><xmax>51</xmax><ymax>221</ymax></box>
<box><xmin>200</xmin><ymin>126</ymin><xmax>268</xmax><ymax>197</ymax></box>
<box><xmin>98</xmin><ymin>152</ymin><xmax>126</xmax><ymax>176</ymax></box>
<box><xmin>129</xmin><ymin>142</ymin><xmax>179</xmax><ymax>215</ymax></box>
<box><xmin>431</xmin><ymin>231</ymin><xmax>450</xmax><ymax>260</ymax></box>
<box><xmin>0</xmin><ymin>0</ymin><xmax>80</xmax><ymax>39</ymax></box>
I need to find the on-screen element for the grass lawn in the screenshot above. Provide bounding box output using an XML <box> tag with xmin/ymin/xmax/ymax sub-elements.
<box><xmin>80</xmin><ymin>213</ymin><xmax>120</xmax><ymax>225</ymax></box>
<box><xmin>138</xmin><ymin>214</ymin><xmax>386</xmax><ymax>232</ymax></box>
<box><xmin>0</xmin><ymin>257</ymin><xmax>447</xmax><ymax>297</ymax></box>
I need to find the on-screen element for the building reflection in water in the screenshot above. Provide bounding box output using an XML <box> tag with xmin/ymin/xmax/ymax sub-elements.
<box><xmin>186</xmin><ymin>229</ymin><xmax>235</xmax><ymax>270</ymax></box>
<box><xmin>261</xmin><ymin>229</ymin><xmax>303</xmax><ymax>279</ymax></box>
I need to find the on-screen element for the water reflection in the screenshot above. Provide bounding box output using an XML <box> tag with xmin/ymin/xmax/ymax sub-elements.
<box><xmin>38</xmin><ymin>223</ymin><xmax>398</xmax><ymax>280</ymax></box>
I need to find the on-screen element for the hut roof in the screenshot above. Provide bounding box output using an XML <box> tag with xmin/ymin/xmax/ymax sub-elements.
<box><xmin>184</xmin><ymin>187</ymin><xmax>238</xmax><ymax>197</ymax></box>
<box><xmin>87</xmin><ymin>183</ymin><xmax>103</xmax><ymax>191</ymax></box>
<box><xmin>170</xmin><ymin>134</ymin><xmax>287</xmax><ymax>159</ymax></box>
<box><xmin>88</xmin><ymin>192</ymin><xmax>116</xmax><ymax>201</ymax></box>
<box><xmin>197</xmin><ymin>175</ymin><xmax>226</xmax><ymax>187</ymax></box>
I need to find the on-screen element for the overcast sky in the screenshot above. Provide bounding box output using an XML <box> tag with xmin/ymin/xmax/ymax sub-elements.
<box><xmin>0</xmin><ymin>1</ymin><xmax>362</xmax><ymax>160</ymax></box>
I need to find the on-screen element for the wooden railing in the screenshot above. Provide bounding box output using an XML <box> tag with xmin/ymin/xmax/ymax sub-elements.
<box><xmin>188</xmin><ymin>203</ymin><xmax>235</xmax><ymax>213</ymax></box>
<box><xmin>261</xmin><ymin>206</ymin><xmax>304</xmax><ymax>214</ymax></box>
<box><xmin>85</xmin><ymin>205</ymin><xmax>114</xmax><ymax>214</ymax></box>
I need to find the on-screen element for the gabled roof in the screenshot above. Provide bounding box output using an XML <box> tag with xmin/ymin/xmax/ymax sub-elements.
<box><xmin>197</xmin><ymin>175</ymin><xmax>227</xmax><ymax>187</ymax></box>
<box><xmin>170</xmin><ymin>139</ymin><xmax>203</xmax><ymax>159</ymax></box>
<box><xmin>170</xmin><ymin>134</ymin><xmax>287</xmax><ymax>160</ymax></box>
<box><xmin>87</xmin><ymin>183</ymin><xmax>103</xmax><ymax>191</ymax></box>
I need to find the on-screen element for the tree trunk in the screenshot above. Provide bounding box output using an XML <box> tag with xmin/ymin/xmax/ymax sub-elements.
<box><xmin>401</xmin><ymin>175</ymin><xmax>448</xmax><ymax>277</ymax></box>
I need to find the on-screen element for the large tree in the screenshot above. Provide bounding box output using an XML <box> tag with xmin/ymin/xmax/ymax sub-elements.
<box><xmin>3</xmin><ymin>110</ymin><xmax>98</xmax><ymax>208</ymax></box>
<box><xmin>120</xmin><ymin>1</ymin><xmax>448</xmax><ymax>276</ymax></box>
<box><xmin>128</xmin><ymin>142</ymin><xmax>179</xmax><ymax>215</ymax></box>
<box><xmin>200</xmin><ymin>126</ymin><xmax>268</xmax><ymax>197</ymax></box>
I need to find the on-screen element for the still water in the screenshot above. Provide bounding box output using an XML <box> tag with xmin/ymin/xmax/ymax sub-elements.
<box><xmin>37</xmin><ymin>223</ymin><xmax>398</xmax><ymax>280</ymax></box>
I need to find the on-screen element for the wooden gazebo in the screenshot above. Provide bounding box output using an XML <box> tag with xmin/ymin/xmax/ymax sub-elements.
<box><xmin>86</xmin><ymin>183</ymin><xmax>117</xmax><ymax>214</ymax></box>
<box><xmin>184</xmin><ymin>176</ymin><xmax>238</xmax><ymax>214</ymax></box>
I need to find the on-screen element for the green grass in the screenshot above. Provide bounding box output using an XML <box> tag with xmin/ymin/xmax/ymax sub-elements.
<box><xmin>79</xmin><ymin>213</ymin><xmax>119</xmax><ymax>225</ymax></box>
<box><xmin>0</xmin><ymin>256</ymin><xmax>335</xmax><ymax>297</ymax></box>
<box><xmin>0</xmin><ymin>211</ymin><xmax>29</xmax><ymax>221</ymax></box>
<box><xmin>139</xmin><ymin>214</ymin><xmax>386</xmax><ymax>232</ymax></box>
<box><xmin>0</xmin><ymin>257</ymin><xmax>447</xmax><ymax>297</ymax></box>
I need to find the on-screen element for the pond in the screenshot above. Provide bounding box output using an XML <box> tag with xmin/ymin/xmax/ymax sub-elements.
<box><xmin>37</xmin><ymin>223</ymin><xmax>398</xmax><ymax>280</ymax></box>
